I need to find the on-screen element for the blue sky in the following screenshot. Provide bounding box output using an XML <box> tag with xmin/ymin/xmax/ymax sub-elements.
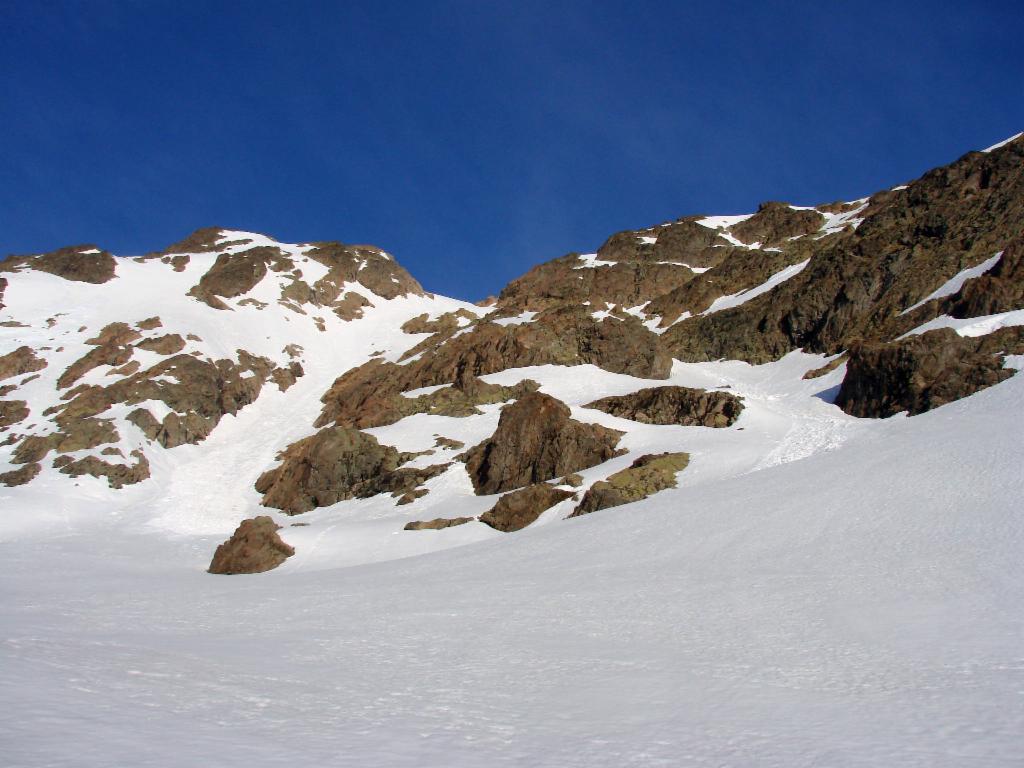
<box><xmin>2</xmin><ymin>1</ymin><xmax>1022</xmax><ymax>300</ymax></box>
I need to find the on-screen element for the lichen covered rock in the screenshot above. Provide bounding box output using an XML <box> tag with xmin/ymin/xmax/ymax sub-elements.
<box><xmin>570</xmin><ymin>452</ymin><xmax>689</xmax><ymax>517</ymax></box>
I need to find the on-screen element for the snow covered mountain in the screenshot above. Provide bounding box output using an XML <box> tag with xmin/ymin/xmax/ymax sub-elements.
<box><xmin>1</xmin><ymin>134</ymin><xmax>1023</xmax><ymax>766</ymax></box>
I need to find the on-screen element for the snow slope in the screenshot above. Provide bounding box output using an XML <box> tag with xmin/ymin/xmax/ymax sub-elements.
<box><xmin>2</xmin><ymin>349</ymin><xmax>1022</xmax><ymax>766</ymax></box>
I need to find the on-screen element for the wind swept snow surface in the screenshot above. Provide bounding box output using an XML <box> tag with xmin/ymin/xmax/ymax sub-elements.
<box><xmin>2</xmin><ymin>352</ymin><xmax>1024</xmax><ymax>766</ymax></box>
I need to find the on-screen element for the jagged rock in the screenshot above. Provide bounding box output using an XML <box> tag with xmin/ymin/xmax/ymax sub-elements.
<box><xmin>55</xmin><ymin>449</ymin><xmax>150</xmax><ymax>488</ymax></box>
<box><xmin>835</xmin><ymin>328</ymin><xmax>1022</xmax><ymax>418</ymax></box>
<box><xmin>570</xmin><ymin>452</ymin><xmax>690</xmax><ymax>517</ymax></box>
<box><xmin>585</xmin><ymin>386</ymin><xmax>743</xmax><ymax>427</ymax></box>
<box><xmin>0</xmin><ymin>462</ymin><xmax>41</xmax><ymax>487</ymax></box>
<box><xmin>464</xmin><ymin>392</ymin><xmax>624</xmax><ymax>495</ymax></box>
<box><xmin>478</xmin><ymin>483</ymin><xmax>575</xmax><ymax>532</ymax></box>
<box><xmin>942</xmin><ymin>238</ymin><xmax>1024</xmax><ymax>319</ymax></box>
<box><xmin>208</xmin><ymin>516</ymin><xmax>295</xmax><ymax>575</ymax></box>
<box><xmin>0</xmin><ymin>346</ymin><xmax>47</xmax><ymax>381</ymax></box>
<box><xmin>0</xmin><ymin>245</ymin><xmax>117</xmax><ymax>284</ymax></box>
<box><xmin>255</xmin><ymin>426</ymin><xmax>401</xmax><ymax>515</ymax></box>
<box><xmin>404</xmin><ymin>517</ymin><xmax>474</xmax><ymax>530</ymax></box>
<box><xmin>663</xmin><ymin>136</ymin><xmax>1024</xmax><ymax>363</ymax></box>
<box><xmin>0</xmin><ymin>400</ymin><xmax>29</xmax><ymax>429</ymax></box>
<box><xmin>136</xmin><ymin>334</ymin><xmax>185</xmax><ymax>355</ymax></box>
<box><xmin>561</xmin><ymin>473</ymin><xmax>583</xmax><ymax>487</ymax></box>
<box><xmin>136</xmin><ymin>316</ymin><xmax>162</xmax><ymax>330</ymax></box>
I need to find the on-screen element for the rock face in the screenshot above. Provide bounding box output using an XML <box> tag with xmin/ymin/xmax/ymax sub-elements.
<box><xmin>663</xmin><ymin>136</ymin><xmax>1024</xmax><ymax>363</ymax></box>
<box><xmin>208</xmin><ymin>516</ymin><xmax>295</xmax><ymax>575</ymax></box>
<box><xmin>835</xmin><ymin>328</ymin><xmax>1022</xmax><ymax>418</ymax></box>
<box><xmin>585</xmin><ymin>386</ymin><xmax>744</xmax><ymax>427</ymax></box>
<box><xmin>478</xmin><ymin>483</ymin><xmax>575</xmax><ymax>532</ymax></box>
<box><xmin>570</xmin><ymin>452</ymin><xmax>690</xmax><ymax>517</ymax></box>
<box><xmin>464</xmin><ymin>392</ymin><xmax>624</xmax><ymax>495</ymax></box>
<box><xmin>256</xmin><ymin>427</ymin><xmax>402</xmax><ymax>514</ymax></box>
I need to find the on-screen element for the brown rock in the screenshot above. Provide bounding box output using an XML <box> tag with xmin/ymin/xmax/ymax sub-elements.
<box><xmin>479</xmin><ymin>483</ymin><xmax>574</xmax><ymax>532</ymax></box>
<box><xmin>0</xmin><ymin>462</ymin><xmax>41</xmax><ymax>487</ymax></box>
<box><xmin>136</xmin><ymin>334</ymin><xmax>186</xmax><ymax>355</ymax></box>
<box><xmin>0</xmin><ymin>400</ymin><xmax>29</xmax><ymax>429</ymax></box>
<box><xmin>585</xmin><ymin>386</ymin><xmax>743</xmax><ymax>427</ymax></box>
<box><xmin>56</xmin><ymin>449</ymin><xmax>150</xmax><ymax>488</ymax></box>
<box><xmin>570</xmin><ymin>452</ymin><xmax>690</xmax><ymax>517</ymax></box>
<box><xmin>136</xmin><ymin>316</ymin><xmax>162</xmax><ymax>330</ymax></box>
<box><xmin>835</xmin><ymin>328</ymin><xmax>1021</xmax><ymax>418</ymax></box>
<box><xmin>255</xmin><ymin>426</ymin><xmax>402</xmax><ymax>514</ymax></box>
<box><xmin>0</xmin><ymin>346</ymin><xmax>47</xmax><ymax>382</ymax></box>
<box><xmin>0</xmin><ymin>245</ymin><xmax>117</xmax><ymax>284</ymax></box>
<box><xmin>404</xmin><ymin>517</ymin><xmax>474</xmax><ymax>530</ymax></box>
<box><xmin>464</xmin><ymin>392</ymin><xmax>624</xmax><ymax>495</ymax></box>
<box><xmin>208</xmin><ymin>516</ymin><xmax>295</xmax><ymax>575</ymax></box>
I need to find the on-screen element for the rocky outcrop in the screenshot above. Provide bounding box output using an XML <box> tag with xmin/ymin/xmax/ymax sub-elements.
<box><xmin>584</xmin><ymin>386</ymin><xmax>743</xmax><ymax>427</ymax></box>
<box><xmin>52</xmin><ymin>449</ymin><xmax>150</xmax><ymax>489</ymax></box>
<box><xmin>478</xmin><ymin>483</ymin><xmax>575</xmax><ymax>532</ymax></box>
<box><xmin>255</xmin><ymin>426</ymin><xmax>401</xmax><ymax>515</ymax></box>
<box><xmin>730</xmin><ymin>202</ymin><xmax>824</xmax><ymax>246</ymax></box>
<box><xmin>0</xmin><ymin>400</ymin><xmax>29</xmax><ymax>429</ymax></box>
<box><xmin>663</xmin><ymin>136</ymin><xmax>1024</xmax><ymax>363</ymax></box>
<box><xmin>0</xmin><ymin>245</ymin><xmax>117</xmax><ymax>284</ymax></box>
<box><xmin>570</xmin><ymin>452</ymin><xmax>690</xmax><ymax>517</ymax></box>
<box><xmin>208</xmin><ymin>516</ymin><xmax>295</xmax><ymax>575</ymax></box>
<box><xmin>404</xmin><ymin>517</ymin><xmax>475</xmax><ymax>531</ymax></box>
<box><xmin>463</xmin><ymin>392</ymin><xmax>624</xmax><ymax>495</ymax></box>
<box><xmin>316</xmin><ymin>307</ymin><xmax>671</xmax><ymax>431</ymax></box>
<box><xmin>188</xmin><ymin>247</ymin><xmax>288</xmax><ymax>309</ymax></box>
<box><xmin>0</xmin><ymin>346</ymin><xmax>47</xmax><ymax>381</ymax></box>
<box><xmin>835</xmin><ymin>327</ymin><xmax>1022</xmax><ymax>418</ymax></box>
<box><xmin>0</xmin><ymin>462</ymin><xmax>41</xmax><ymax>487</ymax></box>
<box><xmin>255</xmin><ymin>426</ymin><xmax>448</xmax><ymax>515</ymax></box>
<box><xmin>58</xmin><ymin>322</ymin><xmax>141</xmax><ymax>388</ymax></box>
<box><xmin>941</xmin><ymin>238</ymin><xmax>1024</xmax><ymax>319</ymax></box>
<box><xmin>136</xmin><ymin>334</ymin><xmax>186</xmax><ymax>355</ymax></box>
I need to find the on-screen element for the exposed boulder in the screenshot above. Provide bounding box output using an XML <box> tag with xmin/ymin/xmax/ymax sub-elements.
<box><xmin>255</xmin><ymin>426</ymin><xmax>401</xmax><ymax>515</ymax></box>
<box><xmin>478</xmin><ymin>483</ymin><xmax>575</xmax><ymax>532</ymax></box>
<box><xmin>835</xmin><ymin>327</ymin><xmax>1022</xmax><ymax>418</ymax></box>
<box><xmin>464</xmin><ymin>392</ymin><xmax>624</xmax><ymax>495</ymax></box>
<box><xmin>208</xmin><ymin>516</ymin><xmax>295</xmax><ymax>575</ymax></box>
<box><xmin>584</xmin><ymin>386</ymin><xmax>743</xmax><ymax>427</ymax></box>
<box><xmin>0</xmin><ymin>346</ymin><xmax>47</xmax><ymax>381</ymax></box>
<box><xmin>570</xmin><ymin>452</ymin><xmax>690</xmax><ymax>517</ymax></box>
<box><xmin>404</xmin><ymin>517</ymin><xmax>475</xmax><ymax>531</ymax></box>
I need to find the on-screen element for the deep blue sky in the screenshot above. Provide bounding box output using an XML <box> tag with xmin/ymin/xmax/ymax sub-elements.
<box><xmin>3</xmin><ymin>2</ymin><xmax>1022</xmax><ymax>300</ymax></box>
